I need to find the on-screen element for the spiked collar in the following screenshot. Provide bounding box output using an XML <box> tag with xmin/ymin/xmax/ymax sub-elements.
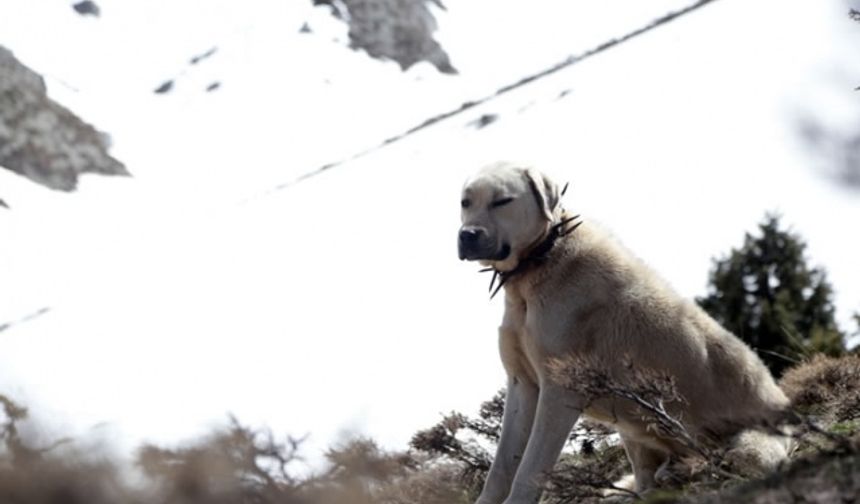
<box><xmin>481</xmin><ymin>214</ymin><xmax>583</xmax><ymax>299</ymax></box>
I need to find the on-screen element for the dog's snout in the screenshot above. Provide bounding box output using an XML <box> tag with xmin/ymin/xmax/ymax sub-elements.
<box><xmin>459</xmin><ymin>227</ymin><xmax>484</xmax><ymax>244</ymax></box>
<box><xmin>458</xmin><ymin>226</ymin><xmax>491</xmax><ymax>260</ymax></box>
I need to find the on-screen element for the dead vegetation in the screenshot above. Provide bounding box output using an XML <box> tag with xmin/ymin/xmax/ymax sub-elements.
<box><xmin>2</xmin><ymin>353</ymin><xmax>860</xmax><ymax>503</ymax></box>
<box><xmin>780</xmin><ymin>354</ymin><xmax>860</xmax><ymax>425</ymax></box>
<box><xmin>0</xmin><ymin>394</ymin><xmax>473</xmax><ymax>504</ymax></box>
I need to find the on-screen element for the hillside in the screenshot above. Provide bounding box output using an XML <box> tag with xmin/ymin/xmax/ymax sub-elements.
<box><xmin>2</xmin><ymin>355</ymin><xmax>859</xmax><ymax>502</ymax></box>
<box><xmin>1</xmin><ymin>0</ymin><xmax>860</xmax><ymax>494</ymax></box>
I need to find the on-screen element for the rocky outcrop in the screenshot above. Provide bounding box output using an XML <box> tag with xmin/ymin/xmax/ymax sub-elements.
<box><xmin>315</xmin><ymin>0</ymin><xmax>456</xmax><ymax>74</ymax></box>
<box><xmin>72</xmin><ymin>1</ymin><xmax>101</xmax><ymax>17</ymax></box>
<box><xmin>0</xmin><ymin>46</ymin><xmax>128</xmax><ymax>191</ymax></box>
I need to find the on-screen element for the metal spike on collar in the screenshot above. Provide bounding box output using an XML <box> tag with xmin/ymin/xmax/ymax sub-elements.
<box><xmin>564</xmin><ymin>220</ymin><xmax>583</xmax><ymax>236</ymax></box>
<box><xmin>556</xmin><ymin>214</ymin><xmax>581</xmax><ymax>236</ymax></box>
<box><xmin>490</xmin><ymin>274</ymin><xmax>507</xmax><ymax>299</ymax></box>
<box><xmin>479</xmin><ymin>267</ymin><xmax>500</xmax><ymax>296</ymax></box>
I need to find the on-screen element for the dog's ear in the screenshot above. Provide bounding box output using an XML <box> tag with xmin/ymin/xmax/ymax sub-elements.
<box><xmin>524</xmin><ymin>168</ymin><xmax>560</xmax><ymax>221</ymax></box>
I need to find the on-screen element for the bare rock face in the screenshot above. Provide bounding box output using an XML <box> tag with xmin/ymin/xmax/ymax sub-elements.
<box><xmin>315</xmin><ymin>0</ymin><xmax>456</xmax><ymax>74</ymax></box>
<box><xmin>0</xmin><ymin>46</ymin><xmax>128</xmax><ymax>191</ymax></box>
<box><xmin>72</xmin><ymin>1</ymin><xmax>101</xmax><ymax>17</ymax></box>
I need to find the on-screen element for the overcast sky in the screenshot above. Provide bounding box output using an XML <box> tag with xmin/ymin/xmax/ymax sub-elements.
<box><xmin>1</xmin><ymin>0</ymin><xmax>859</xmax><ymax>468</ymax></box>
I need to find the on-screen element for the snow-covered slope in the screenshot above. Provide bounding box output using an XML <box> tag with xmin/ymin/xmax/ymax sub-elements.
<box><xmin>1</xmin><ymin>0</ymin><xmax>859</xmax><ymax>466</ymax></box>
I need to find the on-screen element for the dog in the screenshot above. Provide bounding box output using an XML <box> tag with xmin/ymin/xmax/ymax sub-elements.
<box><xmin>458</xmin><ymin>162</ymin><xmax>791</xmax><ymax>503</ymax></box>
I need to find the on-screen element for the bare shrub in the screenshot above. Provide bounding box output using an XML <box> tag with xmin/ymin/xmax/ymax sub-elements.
<box><xmin>410</xmin><ymin>411</ymin><xmax>492</xmax><ymax>492</ymax></box>
<box><xmin>138</xmin><ymin>424</ymin><xmax>456</xmax><ymax>504</ymax></box>
<box><xmin>780</xmin><ymin>354</ymin><xmax>860</xmax><ymax>423</ymax></box>
<box><xmin>137</xmin><ymin>417</ymin><xmax>308</xmax><ymax>504</ymax></box>
<box><xmin>9</xmin><ymin>350</ymin><xmax>860</xmax><ymax>504</ymax></box>
<box><xmin>549</xmin><ymin>355</ymin><xmax>705</xmax><ymax>455</ymax></box>
<box><xmin>1</xmin><ymin>394</ymin><xmax>138</xmax><ymax>504</ymax></box>
<box><xmin>546</xmin><ymin>352</ymin><xmax>860</xmax><ymax>503</ymax></box>
<box><xmin>548</xmin><ymin>354</ymin><xmax>758</xmax><ymax>495</ymax></box>
<box><xmin>410</xmin><ymin>390</ymin><xmax>626</xmax><ymax>502</ymax></box>
<box><xmin>373</xmin><ymin>458</ymin><xmax>473</xmax><ymax>504</ymax></box>
<box><xmin>1</xmin><ymin>394</ymin><xmax>476</xmax><ymax>504</ymax></box>
<box><xmin>543</xmin><ymin>442</ymin><xmax>631</xmax><ymax>503</ymax></box>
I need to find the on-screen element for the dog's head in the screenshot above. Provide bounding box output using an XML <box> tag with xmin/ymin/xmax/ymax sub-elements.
<box><xmin>458</xmin><ymin>161</ymin><xmax>561</xmax><ymax>271</ymax></box>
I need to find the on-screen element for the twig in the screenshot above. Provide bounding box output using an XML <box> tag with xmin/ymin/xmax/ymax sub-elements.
<box><xmin>243</xmin><ymin>0</ymin><xmax>722</xmax><ymax>202</ymax></box>
<box><xmin>757</xmin><ymin>348</ymin><xmax>800</xmax><ymax>365</ymax></box>
<box><xmin>608</xmin><ymin>385</ymin><xmax>702</xmax><ymax>456</ymax></box>
<box><xmin>551</xmin><ymin>356</ymin><xmax>749</xmax><ymax>484</ymax></box>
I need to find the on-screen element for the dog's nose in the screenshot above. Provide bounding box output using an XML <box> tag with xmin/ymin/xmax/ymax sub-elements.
<box><xmin>459</xmin><ymin>227</ymin><xmax>484</xmax><ymax>245</ymax></box>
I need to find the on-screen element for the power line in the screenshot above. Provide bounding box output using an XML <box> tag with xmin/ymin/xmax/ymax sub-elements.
<box><xmin>246</xmin><ymin>0</ymin><xmax>721</xmax><ymax>202</ymax></box>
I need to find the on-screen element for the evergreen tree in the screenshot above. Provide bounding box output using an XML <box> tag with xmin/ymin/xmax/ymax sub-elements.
<box><xmin>697</xmin><ymin>214</ymin><xmax>845</xmax><ymax>376</ymax></box>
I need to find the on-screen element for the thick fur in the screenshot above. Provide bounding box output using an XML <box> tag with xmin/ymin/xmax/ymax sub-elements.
<box><xmin>459</xmin><ymin>162</ymin><xmax>790</xmax><ymax>504</ymax></box>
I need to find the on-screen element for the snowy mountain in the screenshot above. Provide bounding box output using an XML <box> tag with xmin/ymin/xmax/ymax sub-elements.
<box><xmin>1</xmin><ymin>0</ymin><xmax>859</xmax><ymax>468</ymax></box>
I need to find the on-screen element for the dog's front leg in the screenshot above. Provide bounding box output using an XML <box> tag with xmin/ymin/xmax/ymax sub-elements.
<box><xmin>504</xmin><ymin>382</ymin><xmax>582</xmax><ymax>504</ymax></box>
<box><xmin>475</xmin><ymin>377</ymin><xmax>538</xmax><ymax>504</ymax></box>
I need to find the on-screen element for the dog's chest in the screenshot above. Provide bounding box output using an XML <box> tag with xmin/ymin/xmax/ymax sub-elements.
<box><xmin>498</xmin><ymin>295</ymin><xmax>546</xmax><ymax>384</ymax></box>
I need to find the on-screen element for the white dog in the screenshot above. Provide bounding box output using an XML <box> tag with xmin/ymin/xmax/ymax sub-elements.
<box><xmin>458</xmin><ymin>162</ymin><xmax>790</xmax><ymax>504</ymax></box>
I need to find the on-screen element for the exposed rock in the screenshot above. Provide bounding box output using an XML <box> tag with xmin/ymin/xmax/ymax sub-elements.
<box><xmin>154</xmin><ymin>79</ymin><xmax>174</xmax><ymax>94</ymax></box>
<box><xmin>72</xmin><ymin>1</ymin><xmax>101</xmax><ymax>18</ymax></box>
<box><xmin>152</xmin><ymin>47</ymin><xmax>219</xmax><ymax>96</ymax></box>
<box><xmin>313</xmin><ymin>0</ymin><xmax>346</xmax><ymax>20</ymax></box>
<box><xmin>0</xmin><ymin>46</ymin><xmax>128</xmax><ymax>191</ymax></box>
<box><xmin>189</xmin><ymin>47</ymin><xmax>217</xmax><ymax>66</ymax></box>
<box><xmin>315</xmin><ymin>0</ymin><xmax>456</xmax><ymax>74</ymax></box>
<box><xmin>467</xmin><ymin>113</ymin><xmax>499</xmax><ymax>129</ymax></box>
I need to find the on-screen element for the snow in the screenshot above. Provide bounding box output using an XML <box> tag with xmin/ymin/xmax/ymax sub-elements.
<box><xmin>1</xmin><ymin>0</ymin><xmax>859</xmax><ymax>468</ymax></box>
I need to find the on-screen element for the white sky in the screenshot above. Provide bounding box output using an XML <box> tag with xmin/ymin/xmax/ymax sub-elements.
<box><xmin>1</xmin><ymin>0</ymin><xmax>859</xmax><ymax>468</ymax></box>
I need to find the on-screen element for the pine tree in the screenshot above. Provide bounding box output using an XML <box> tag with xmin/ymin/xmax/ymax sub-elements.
<box><xmin>697</xmin><ymin>214</ymin><xmax>845</xmax><ymax>376</ymax></box>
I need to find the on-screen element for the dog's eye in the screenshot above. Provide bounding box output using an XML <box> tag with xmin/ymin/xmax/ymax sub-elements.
<box><xmin>461</xmin><ymin>198</ymin><xmax>471</xmax><ymax>209</ymax></box>
<box><xmin>491</xmin><ymin>197</ymin><xmax>514</xmax><ymax>209</ymax></box>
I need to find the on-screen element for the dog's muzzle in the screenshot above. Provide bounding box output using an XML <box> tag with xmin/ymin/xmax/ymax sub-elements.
<box><xmin>458</xmin><ymin>226</ymin><xmax>511</xmax><ymax>261</ymax></box>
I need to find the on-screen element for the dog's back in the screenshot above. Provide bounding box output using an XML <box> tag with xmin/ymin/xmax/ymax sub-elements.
<box><xmin>539</xmin><ymin>219</ymin><xmax>789</xmax><ymax>445</ymax></box>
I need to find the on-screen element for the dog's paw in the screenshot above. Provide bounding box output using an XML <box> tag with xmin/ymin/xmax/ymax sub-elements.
<box><xmin>724</xmin><ymin>429</ymin><xmax>791</xmax><ymax>477</ymax></box>
<box><xmin>600</xmin><ymin>473</ymin><xmax>641</xmax><ymax>501</ymax></box>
